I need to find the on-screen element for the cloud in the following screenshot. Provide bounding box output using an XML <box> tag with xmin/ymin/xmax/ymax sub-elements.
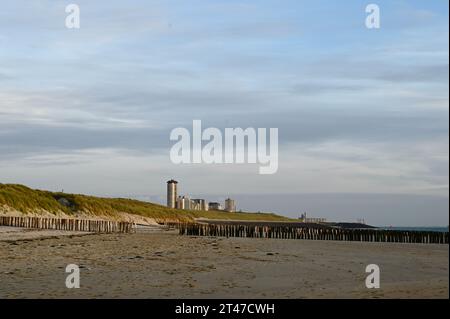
<box><xmin>0</xmin><ymin>72</ymin><xmax>13</xmax><ymax>81</ymax></box>
<box><xmin>298</xmin><ymin>57</ymin><xmax>449</xmax><ymax>85</ymax></box>
<box><xmin>0</xmin><ymin>0</ymin><xmax>448</xmax><ymax>226</ymax></box>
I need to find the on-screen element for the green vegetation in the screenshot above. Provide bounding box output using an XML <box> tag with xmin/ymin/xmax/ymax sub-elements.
<box><xmin>0</xmin><ymin>183</ymin><xmax>291</xmax><ymax>222</ymax></box>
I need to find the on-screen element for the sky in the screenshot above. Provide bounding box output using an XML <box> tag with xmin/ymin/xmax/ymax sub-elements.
<box><xmin>0</xmin><ymin>0</ymin><xmax>448</xmax><ymax>226</ymax></box>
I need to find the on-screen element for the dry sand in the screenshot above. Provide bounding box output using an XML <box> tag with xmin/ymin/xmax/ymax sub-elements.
<box><xmin>0</xmin><ymin>226</ymin><xmax>448</xmax><ymax>299</ymax></box>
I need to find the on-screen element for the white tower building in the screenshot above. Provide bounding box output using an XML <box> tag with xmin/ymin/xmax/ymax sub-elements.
<box><xmin>167</xmin><ymin>179</ymin><xmax>178</xmax><ymax>208</ymax></box>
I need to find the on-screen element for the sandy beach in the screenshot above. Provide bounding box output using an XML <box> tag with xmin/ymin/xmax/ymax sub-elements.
<box><xmin>0</xmin><ymin>226</ymin><xmax>448</xmax><ymax>299</ymax></box>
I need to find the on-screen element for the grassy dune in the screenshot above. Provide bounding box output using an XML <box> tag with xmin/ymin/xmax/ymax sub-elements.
<box><xmin>0</xmin><ymin>184</ymin><xmax>291</xmax><ymax>222</ymax></box>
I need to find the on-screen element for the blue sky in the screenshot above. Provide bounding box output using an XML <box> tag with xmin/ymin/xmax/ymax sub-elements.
<box><xmin>0</xmin><ymin>1</ymin><xmax>448</xmax><ymax>226</ymax></box>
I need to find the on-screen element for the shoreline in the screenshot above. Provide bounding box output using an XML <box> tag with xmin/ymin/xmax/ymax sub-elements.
<box><xmin>0</xmin><ymin>226</ymin><xmax>92</xmax><ymax>242</ymax></box>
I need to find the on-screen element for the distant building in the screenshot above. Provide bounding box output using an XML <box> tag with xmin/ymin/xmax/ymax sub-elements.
<box><xmin>356</xmin><ymin>219</ymin><xmax>366</xmax><ymax>225</ymax></box>
<box><xmin>299</xmin><ymin>212</ymin><xmax>326</xmax><ymax>223</ymax></box>
<box><xmin>176</xmin><ymin>196</ymin><xmax>184</xmax><ymax>209</ymax></box>
<box><xmin>175</xmin><ymin>196</ymin><xmax>208</xmax><ymax>211</ymax></box>
<box><xmin>209</xmin><ymin>202</ymin><xmax>222</xmax><ymax>210</ymax></box>
<box><xmin>166</xmin><ymin>179</ymin><xmax>224</xmax><ymax>212</ymax></box>
<box><xmin>192</xmin><ymin>199</ymin><xmax>208</xmax><ymax>211</ymax></box>
<box><xmin>176</xmin><ymin>196</ymin><xmax>191</xmax><ymax>210</ymax></box>
<box><xmin>175</xmin><ymin>196</ymin><xmax>186</xmax><ymax>209</ymax></box>
<box><xmin>224</xmin><ymin>198</ymin><xmax>236</xmax><ymax>212</ymax></box>
<box><xmin>167</xmin><ymin>179</ymin><xmax>178</xmax><ymax>208</ymax></box>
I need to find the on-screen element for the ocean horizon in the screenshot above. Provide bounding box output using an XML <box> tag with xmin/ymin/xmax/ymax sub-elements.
<box><xmin>378</xmin><ymin>226</ymin><xmax>449</xmax><ymax>233</ymax></box>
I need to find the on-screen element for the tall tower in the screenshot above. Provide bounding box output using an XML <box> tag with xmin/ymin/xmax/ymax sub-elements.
<box><xmin>167</xmin><ymin>179</ymin><xmax>178</xmax><ymax>208</ymax></box>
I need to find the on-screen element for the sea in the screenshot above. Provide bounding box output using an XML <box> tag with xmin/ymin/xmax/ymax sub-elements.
<box><xmin>379</xmin><ymin>226</ymin><xmax>448</xmax><ymax>233</ymax></box>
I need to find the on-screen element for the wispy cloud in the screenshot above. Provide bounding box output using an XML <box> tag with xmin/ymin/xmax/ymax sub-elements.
<box><xmin>0</xmin><ymin>0</ymin><xmax>448</xmax><ymax>225</ymax></box>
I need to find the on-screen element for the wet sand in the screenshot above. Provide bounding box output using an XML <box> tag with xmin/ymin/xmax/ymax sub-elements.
<box><xmin>0</xmin><ymin>226</ymin><xmax>89</xmax><ymax>242</ymax></box>
<box><xmin>0</xmin><ymin>227</ymin><xmax>448</xmax><ymax>299</ymax></box>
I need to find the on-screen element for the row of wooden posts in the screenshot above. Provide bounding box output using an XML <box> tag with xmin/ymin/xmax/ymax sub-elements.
<box><xmin>0</xmin><ymin>216</ymin><xmax>134</xmax><ymax>233</ymax></box>
<box><xmin>178</xmin><ymin>223</ymin><xmax>449</xmax><ymax>244</ymax></box>
<box><xmin>1</xmin><ymin>216</ymin><xmax>447</xmax><ymax>243</ymax></box>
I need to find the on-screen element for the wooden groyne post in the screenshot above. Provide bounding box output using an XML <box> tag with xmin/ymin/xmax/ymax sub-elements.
<box><xmin>178</xmin><ymin>223</ymin><xmax>449</xmax><ymax>244</ymax></box>
<box><xmin>0</xmin><ymin>216</ymin><xmax>134</xmax><ymax>233</ymax></box>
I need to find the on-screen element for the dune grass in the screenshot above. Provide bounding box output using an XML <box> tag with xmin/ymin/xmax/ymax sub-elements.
<box><xmin>0</xmin><ymin>183</ymin><xmax>291</xmax><ymax>222</ymax></box>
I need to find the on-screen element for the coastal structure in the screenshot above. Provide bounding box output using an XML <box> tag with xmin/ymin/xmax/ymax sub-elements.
<box><xmin>175</xmin><ymin>196</ymin><xmax>209</xmax><ymax>211</ymax></box>
<box><xmin>166</xmin><ymin>180</ymin><xmax>234</xmax><ymax>212</ymax></box>
<box><xmin>176</xmin><ymin>196</ymin><xmax>191</xmax><ymax>210</ymax></box>
<box><xmin>179</xmin><ymin>223</ymin><xmax>449</xmax><ymax>244</ymax></box>
<box><xmin>209</xmin><ymin>202</ymin><xmax>222</xmax><ymax>210</ymax></box>
<box><xmin>299</xmin><ymin>212</ymin><xmax>326</xmax><ymax>223</ymax></box>
<box><xmin>167</xmin><ymin>179</ymin><xmax>178</xmax><ymax>208</ymax></box>
<box><xmin>225</xmin><ymin>198</ymin><xmax>236</xmax><ymax>212</ymax></box>
<box><xmin>193</xmin><ymin>199</ymin><xmax>208</xmax><ymax>211</ymax></box>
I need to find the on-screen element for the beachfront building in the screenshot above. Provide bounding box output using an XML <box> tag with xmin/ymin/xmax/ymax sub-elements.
<box><xmin>209</xmin><ymin>202</ymin><xmax>222</xmax><ymax>210</ymax></box>
<box><xmin>175</xmin><ymin>196</ymin><xmax>209</xmax><ymax>211</ymax></box>
<box><xmin>176</xmin><ymin>196</ymin><xmax>191</xmax><ymax>210</ymax></box>
<box><xmin>192</xmin><ymin>199</ymin><xmax>208</xmax><ymax>211</ymax></box>
<box><xmin>299</xmin><ymin>212</ymin><xmax>326</xmax><ymax>223</ymax></box>
<box><xmin>167</xmin><ymin>179</ymin><xmax>178</xmax><ymax>208</ymax></box>
<box><xmin>224</xmin><ymin>198</ymin><xmax>236</xmax><ymax>212</ymax></box>
<box><xmin>165</xmin><ymin>180</ymin><xmax>219</xmax><ymax>212</ymax></box>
